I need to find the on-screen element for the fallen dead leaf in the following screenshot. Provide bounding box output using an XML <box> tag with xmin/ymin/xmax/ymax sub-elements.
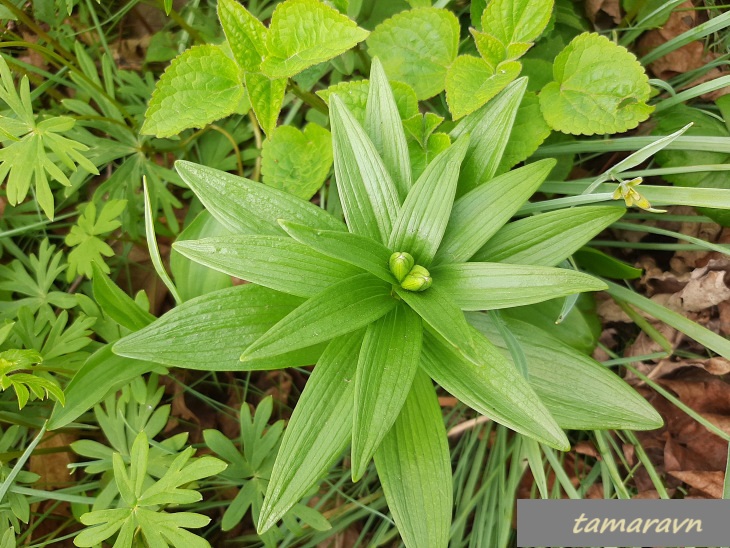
<box><xmin>667</xmin><ymin>470</ymin><xmax>725</xmax><ymax>498</ymax></box>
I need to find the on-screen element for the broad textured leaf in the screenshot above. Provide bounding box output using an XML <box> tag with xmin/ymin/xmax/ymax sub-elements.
<box><xmin>113</xmin><ymin>285</ymin><xmax>326</xmax><ymax>371</ymax></box>
<box><xmin>258</xmin><ymin>332</ymin><xmax>362</xmax><ymax>532</ymax></box>
<box><xmin>176</xmin><ymin>161</ymin><xmax>345</xmax><ymax>235</ymax></box>
<box><xmin>539</xmin><ymin>33</ymin><xmax>653</xmax><ymax>135</ymax></box>
<box><xmin>366</xmin><ymin>58</ymin><xmax>412</xmax><ymax>199</ymax></box>
<box><xmin>173</xmin><ymin>236</ymin><xmax>361</xmax><ymax>298</ymax></box>
<box><xmin>142</xmin><ymin>45</ymin><xmax>244</xmax><ymax>137</ymax></box>
<box><xmin>451</xmin><ymin>77</ymin><xmax>527</xmax><ymax>196</ymax></box>
<box><xmin>241</xmin><ymin>274</ymin><xmax>396</xmax><ymax>362</ymax></box>
<box><xmin>481</xmin><ymin>0</ymin><xmax>554</xmax><ymax>54</ymax></box>
<box><xmin>170</xmin><ymin>211</ymin><xmax>233</xmax><ymax>302</ymax></box>
<box><xmin>261</xmin><ymin>0</ymin><xmax>369</xmax><ymax>79</ymax></box>
<box><xmin>497</xmin><ymin>92</ymin><xmax>551</xmax><ymax>173</ymax></box>
<box><xmin>91</xmin><ymin>263</ymin><xmax>155</xmax><ymax>331</ymax></box>
<box><xmin>262</xmin><ymin>123</ymin><xmax>333</xmax><ymax>200</ymax></box>
<box><xmin>374</xmin><ymin>369</ymin><xmax>451</xmax><ymax>548</ymax></box>
<box><xmin>245</xmin><ymin>72</ymin><xmax>287</xmax><ymax>137</ymax></box>
<box><xmin>352</xmin><ymin>303</ymin><xmax>422</xmax><ymax>481</ymax></box>
<box><xmin>48</xmin><ymin>345</ymin><xmax>157</xmax><ymax>430</ymax></box>
<box><xmin>317</xmin><ymin>80</ymin><xmax>419</xmax><ymax>126</ymax></box>
<box><xmin>366</xmin><ymin>8</ymin><xmax>459</xmax><ymax>100</ymax></box>
<box><xmin>469</xmin><ymin>313</ymin><xmax>663</xmax><ymax>430</ymax></box>
<box><xmin>218</xmin><ymin>0</ymin><xmax>267</xmax><ymax>72</ymax></box>
<box><xmin>421</xmin><ymin>329</ymin><xmax>569</xmax><ymax>449</ymax></box>
<box><xmin>432</xmin><ymin>263</ymin><xmax>607</xmax><ymax>310</ymax></box>
<box><xmin>388</xmin><ymin>136</ymin><xmax>469</xmax><ymax>265</ymax></box>
<box><xmin>279</xmin><ymin>220</ymin><xmax>395</xmax><ymax>283</ymax></box>
<box><xmin>473</xmin><ymin>206</ymin><xmax>625</xmax><ymax>265</ymax></box>
<box><xmin>445</xmin><ymin>55</ymin><xmax>521</xmax><ymax>120</ymax></box>
<box><xmin>330</xmin><ymin>95</ymin><xmax>400</xmax><ymax>243</ymax></box>
<box><xmin>435</xmin><ymin>159</ymin><xmax>555</xmax><ymax>265</ymax></box>
<box><xmin>395</xmin><ymin>284</ymin><xmax>478</xmax><ymax>365</ymax></box>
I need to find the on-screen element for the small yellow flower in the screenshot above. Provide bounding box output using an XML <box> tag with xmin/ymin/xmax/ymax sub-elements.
<box><xmin>611</xmin><ymin>177</ymin><xmax>665</xmax><ymax>213</ymax></box>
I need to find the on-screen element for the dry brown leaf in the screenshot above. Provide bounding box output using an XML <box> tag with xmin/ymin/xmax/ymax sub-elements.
<box><xmin>29</xmin><ymin>433</ymin><xmax>75</xmax><ymax>488</ymax></box>
<box><xmin>678</xmin><ymin>269</ymin><xmax>730</xmax><ymax>312</ymax></box>
<box><xmin>585</xmin><ymin>0</ymin><xmax>621</xmax><ymax>25</ymax></box>
<box><xmin>667</xmin><ymin>471</ymin><xmax>725</xmax><ymax>498</ymax></box>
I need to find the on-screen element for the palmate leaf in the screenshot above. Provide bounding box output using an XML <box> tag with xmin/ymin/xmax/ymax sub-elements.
<box><xmin>374</xmin><ymin>369</ymin><xmax>451</xmax><ymax>548</ymax></box>
<box><xmin>352</xmin><ymin>302</ymin><xmax>422</xmax><ymax>481</ymax></box>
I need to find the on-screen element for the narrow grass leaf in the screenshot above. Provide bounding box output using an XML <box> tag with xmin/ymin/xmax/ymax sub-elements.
<box><xmin>258</xmin><ymin>331</ymin><xmax>362</xmax><ymax>533</ymax></box>
<box><xmin>469</xmin><ymin>313</ymin><xmax>664</xmax><ymax>430</ymax></box>
<box><xmin>330</xmin><ymin>94</ymin><xmax>400</xmax><ymax>243</ymax></box>
<box><xmin>352</xmin><ymin>303</ymin><xmax>422</xmax><ymax>481</ymax></box>
<box><xmin>474</xmin><ymin>206</ymin><xmax>625</xmax><ymax>265</ymax></box>
<box><xmin>176</xmin><ymin>160</ymin><xmax>345</xmax><ymax>236</ymax></box>
<box><xmin>421</xmin><ymin>329</ymin><xmax>569</xmax><ymax>449</ymax></box>
<box><xmin>366</xmin><ymin>57</ymin><xmax>412</xmax><ymax>199</ymax></box>
<box><xmin>173</xmin><ymin>236</ymin><xmax>362</xmax><ymax>298</ymax></box>
<box><xmin>374</xmin><ymin>369</ymin><xmax>452</xmax><ymax>548</ymax></box>
<box><xmin>279</xmin><ymin>220</ymin><xmax>396</xmax><ymax>283</ymax></box>
<box><xmin>113</xmin><ymin>285</ymin><xmax>326</xmax><ymax>371</ymax></box>
<box><xmin>241</xmin><ymin>274</ymin><xmax>396</xmax><ymax>362</ymax></box>
<box><xmin>435</xmin><ymin>159</ymin><xmax>556</xmax><ymax>264</ymax></box>
<box><xmin>432</xmin><ymin>263</ymin><xmax>607</xmax><ymax>310</ymax></box>
<box><xmin>388</xmin><ymin>136</ymin><xmax>469</xmax><ymax>266</ymax></box>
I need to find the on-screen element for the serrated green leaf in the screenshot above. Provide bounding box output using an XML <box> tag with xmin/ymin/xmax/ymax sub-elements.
<box><xmin>471</xmin><ymin>29</ymin><xmax>504</xmax><ymax>71</ymax></box>
<box><xmin>241</xmin><ymin>274</ymin><xmax>396</xmax><ymax>362</ymax></box>
<box><xmin>421</xmin><ymin>328</ymin><xmax>569</xmax><ymax>449</ymax></box>
<box><xmin>539</xmin><ymin>33</ymin><xmax>653</xmax><ymax>135</ymax></box>
<box><xmin>262</xmin><ymin>123</ymin><xmax>333</xmax><ymax>200</ymax></box>
<box><xmin>445</xmin><ymin>55</ymin><xmax>521</xmax><ymax>120</ymax></box>
<box><xmin>366</xmin><ymin>7</ymin><xmax>459</xmax><ymax>100</ymax></box>
<box><xmin>469</xmin><ymin>313</ymin><xmax>663</xmax><ymax>430</ymax></box>
<box><xmin>142</xmin><ymin>45</ymin><xmax>244</xmax><ymax>138</ymax></box>
<box><xmin>480</xmin><ymin>0</ymin><xmax>554</xmax><ymax>55</ymax></box>
<box><xmin>374</xmin><ymin>369</ymin><xmax>451</xmax><ymax>548</ymax></box>
<box><xmin>176</xmin><ymin>161</ymin><xmax>346</xmax><ymax>235</ymax></box>
<box><xmin>436</xmin><ymin>159</ymin><xmax>555</xmax><ymax>265</ymax></box>
<box><xmin>497</xmin><ymin>91</ymin><xmax>552</xmax><ymax>173</ymax></box>
<box><xmin>317</xmin><ymin>79</ymin><xmax>419</xmax><ymax>125</ymax></box>
<box><xmin>279</xmin><ymin>220</ymin><xmax>395</xmax><ymax>283</ymax></box>
<box><xmin>451</xmin><ymin>77</ymin><xmax>527</xmax><ymax>196</ymax></box>
<box><xmin>245</xmin><ymin>71</ymin><xmax>287</xmax><ymax>137</ymax></box>
<box><xmin>218</xmin><ymin>0</ymin><xmax>267</xmax><ymax>72</ymax></box>
<box><xmin>365</xmin><ymin>57</ymin><xmax>412</xmax><ymax>199</ymax></box>
<box><xmin>91</xmin><ymin>263</ymin><xmax>155</xmax><ymax>331</ymax></box>
<box><xmin>330</xmin><ymin>95</ymin><xmax>400</xmax><ymax>243</ymax></box>
<box><xmin>258</xmin><ymin>332</ymin><xmax>362</xmax><ymax>533</ymax></box>
<box><xmin>473</xmin><ymin>206</ymin><xmax>625</xmax><ymax>265</ymax></box>
<box><xmin>389</xmin><ymin>136</ymin><xmax>469</xmax><ymax>265</ymax></box>
<box><xmin>432</xmin><ymin>262</ymin><xmax>606</xmax><ymax>310</ymax></box>
<box><xmin>352</xmin><ymin>303</ymin><xmax>421</xmax><ymax>481</ymax></box>
<box><xmin>114</xmin><ymin>284</ymin><xmax>326</xmax><ymax>371</ymax></box>
<box><xmin>261</xmin><ymin>0</ymin><xmax>369</xmax><ymax>79</ymax></box>
<box><xmin>172</xmin><ymin>235</ymin><xmax>361</xmax><ymax>298</ymax></box>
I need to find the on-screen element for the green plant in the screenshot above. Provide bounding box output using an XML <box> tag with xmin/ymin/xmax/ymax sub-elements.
<box><xmin>112</xmin><ymin>60</ymin><xmax>664</xmax><ymax>546</ymax></box>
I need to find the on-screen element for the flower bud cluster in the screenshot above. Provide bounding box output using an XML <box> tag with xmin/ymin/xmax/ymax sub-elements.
<box><xmin>389</xmin><ymin>252</ymin><xmax>432</xmax><ymax>292</ymax></box>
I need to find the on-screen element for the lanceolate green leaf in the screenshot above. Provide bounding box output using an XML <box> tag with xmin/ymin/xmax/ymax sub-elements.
<box><xmin>365</xmin><ymin>58</ymin><xmax>412</xmax><ymax>200</ymax></box>
<box><xmin>374</xmin><ymin>369</ymin><xmax>451</xmax><ymax>548</ymax></box>
<box><xmin>91</xmin><ymin>263</ymin><xmax>155</xmax><ymax>331</ymax></box>
<box><xmin>258</xmin><ymin>332</ymin><xmax>363</xmax><ymax>533</ymax></box>
<box><xmin>279</xmin><ymin>220</ymin><xmax>396</xmax><ymax>283</ymax></box>
<box><xmin>421</xmin><ymin>329</ymin><xmax>569</xmax><ymax>449</ymax></box>
<box><xmin>113</xmin><ymin>285</ymin><xmax>326</xmax><ymax>371</ymax></box>
<box><xmin>468</xmin><ymin>313</ymin><xmax>663</xmax><ymax>430</ymax></box>
<box><xmin>473</xmin><ymin>206</ymin><xmax>625</xmax><ymax>265</ymax></box>
<box><xmin>352</xmin><ymin>303</ymin><xmax>422</xmax><ymax>481</ymax></box>
<box><xmin>261</xmin><ymin>0</ymin><xmax>369</xmax><ymax>79</ymax></box>
<box><xmin>432</xmin><ymin>263</ymin><xmax>607</xmax><ymax>311</ymax></box>
<box><xmin>176</xmin><ymin>161</ymin><xmax>345</xmax><ymax>235</ymax></box>
<box><xmin>241</xmin><ymin>274</ymin><xmax>396</xmax><ymax>362</ymax></box>
<box><xmin>435</xmin><ymin>159</ymin><xmax>555</xmax><ymax>265</ymax></box>
<box><xmin>330</xmin><ymin>95</ymin><xmax>400</xmax><ymax>243</ymax></box>
<box><xmin>451</xmin><ymin>78</ymin><xmax>527</xmax><ymax>196</ymax></box>
<box><xmin>395</xmin><ymin>284</ymin><xmax>478</xmax><ymax>365</ymax></box>
<box><xmin>173</xmin><ymin>236</ymin><xmax>361</xmax><ymax>298</ymax></box>
<box><xmin>388</xmin><ymin>136</ymin><xmax>469</xmax><ymax>266</ymax></box>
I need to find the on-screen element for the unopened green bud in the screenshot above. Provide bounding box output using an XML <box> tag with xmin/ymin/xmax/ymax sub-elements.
<box><xmin>400</xmin><ymin>265</ymin><xmax>432</xmax><ymax>292</ymax></box>
<box><xmin>389</xmin><ymin>252</ymin><xmax>414</xmax><ymax>282</ymax></box>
